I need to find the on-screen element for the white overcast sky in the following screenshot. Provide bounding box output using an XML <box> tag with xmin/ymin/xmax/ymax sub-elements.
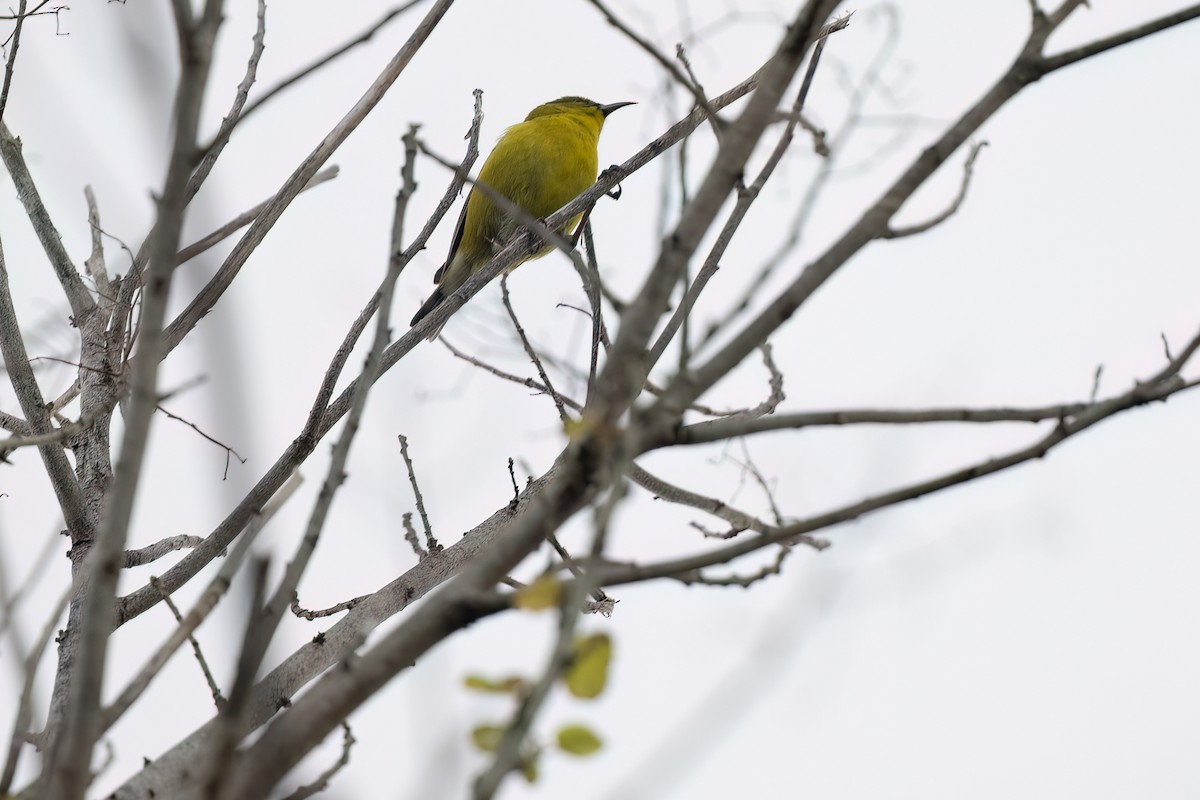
<box><xmin>1</xmin><ymin>1</ymin><xmax>1198</xmax><ymax>798</ymax></box>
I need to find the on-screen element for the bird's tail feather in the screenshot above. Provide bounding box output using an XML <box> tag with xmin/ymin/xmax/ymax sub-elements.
<box><xmin>410</xmin><ymin>289</ymin><xmax>448</xmax><ymax>342</ymax></box>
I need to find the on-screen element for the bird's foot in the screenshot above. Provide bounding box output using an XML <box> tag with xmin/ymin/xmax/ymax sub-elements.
<box><xmin>601</xmin><ymin>164</ymin><xmax>624</xmax><ymax>200</ymax></box>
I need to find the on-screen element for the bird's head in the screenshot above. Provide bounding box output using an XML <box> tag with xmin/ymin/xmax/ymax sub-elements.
<box><xmin>525</xmin><ymin>96</ymin><xmax>636</xmax><ymax>127</ymax></box>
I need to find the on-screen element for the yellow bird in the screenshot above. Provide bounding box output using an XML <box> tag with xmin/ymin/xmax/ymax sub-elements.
<box><xmin>410</xmin><ymin>96</ymin><xmax>634</xmax><ymax>339</ymax></box>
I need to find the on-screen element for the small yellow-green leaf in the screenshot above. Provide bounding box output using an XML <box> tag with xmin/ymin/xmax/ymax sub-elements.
<box><xmin>519</xmin><ymin>754</ymin><xmax>540</xmax><ymax>783</ymax></box>
<box><xmin>463</xmin><ymin>674</ymin><xmax>525</xmax><ymax>694</ymax></box>
<box><xmin>564</xmin><ymin>633</ymin><xmax>611</xmax><ymax>699</ymax></box>
<box><xmin>470</xmin><ymin>724</ymin><xmax>505</xmax><ymax>752</ymax></box>
<box><xmin>556</xmin><ymin>724</ymin><xmax>603</xmax><ymax>756</ymax></box>
<box><xmin>563</xmin><ymin>415</ymin><xmax>592</xmax><ymax>441</ymax></box>
<box><xmin>514</xmin><ymin>575</ymin><xmax>562</xmax><ymax>611</ymax></box>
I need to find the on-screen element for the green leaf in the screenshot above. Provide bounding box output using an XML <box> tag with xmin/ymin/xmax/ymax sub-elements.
<box><xmin>519</xmin><ymin>753</ymin><xmax>540</xmax><ymax>783</ymax></box>
<box><xmin>556</xmin><ymin>724</ymin><xmax>603</xmax><ymax>756</ymax></box>
<box><xmin>470</xmin><ymin>724</ymin><xmax>505</xmax><ymax>752</ymax></box>
<box><xmin>513</xmin><ymin>575</ymin><xmax>562</xmax><ymax>611</ymax></box>
<box><xmin>463</xmin><ymin>674</ymin><xmax>526</xmax><ymax>694</ymax></box>
<box><xmin>564</xmin><ymin>633</ymin><xmax>611</xmax><ymax>699</ymax></box>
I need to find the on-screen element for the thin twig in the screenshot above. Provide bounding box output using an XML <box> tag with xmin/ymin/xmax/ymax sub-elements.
<box><xmin>82</xmin><ymin>186</ymin><xmax>113</xmax><ymax>307</ymax></box>
<box><xmin>500</xmin><ymin>276</ymin><xmax>570</xmax><ymax>423</ymax></box>
<box><xmin>0</xmin><ymin>235</ymin><xmax>90</xmax><ymax>536</ymax></box>
<box><xmin>728</xmin><ymin>438</ymin><xmax>785</xmax><ymax>526</ymax></box>
<box><xmin>546</xmin><ymin>534</ymin><xmax>609</xmax><ymax>605</ymax></box>
<box><xmin>99</xmin><ymin>472</ymin><xmax>302</xmax><ymax>736</ymax></box>
<box><xmin>185</xmin><ymin>0</ymin><xmax>266</xmax><ymax>203</ymax></box>
<box><xmin>676</xmin><ymin>545</ymin><xmax>793</xmax><ymax>588</ymax></box>
<box><xmin>677</xmin><ymin>399</ymin><xmax>1097</xmax><ymax>446</ymax></box>
<box><xmin>0</xmin><ymin>0</ymin><xmax>58</xmax><ymax>24</ymax></box>
<box><xmin>675</xmin><ymin>43</ymin><xmax>722</xmax><ymax>138</ymax></box>
<box><xmin>280</xmin><ymin>722</ymin><xmax>356</xmax><ymax>800</ymax></box>
<box><xmin>441</xmin><ymin>337</ymin><xmax>562</xmax><ymax>400</ymax></box>
<box><xmin>585</xmin><ymin>0</ymin><xmax>719</xmax><ymax>122</ymax></box>
<box><xmin>883</xmin><ymin>141</ymin><xmax>988</xmax><ymax>238</ymax></box>
<box><xmin>1040</xmin><ymin>4</ymin><xmax>1200</xmax><ymax>72</ymax></box>
<box><xmin>627</xmin><ymin>463</ymin><xmax>826</xmax><ymax>550</ymax></box>
<box><xmin>242</xmin><ymin>109</ymin><xmax>418</xmax><ymax>712</ymax></box>
<box><xmin>580</xmin><ymin>223</ymin><xmax>605</xmax><ymax>403</ymax></box>
<box><xmin>177</xmin><ymin>168</ymin><xmax>339</xmax><ymax>265</ymax></box>
<box><xmin>204</xmin><ymin>557</ymin><xmax>271</xmax><ymax>799</ymax></box>
<box><xmin>0</xmin><ymin>121</ymin><xmax>95</xmax><ymax>320</ymax></box>
<box><xmin>291</xmin><ymin>593</ymin><xmax>369</xmax><ymax>621</ymax></box>
<box><xmin>0</xmin><ymin>581</ymin><xmax>69</xmax><ymax>793</ymax></box>
<box><xmin>159</xmin><ymin>0</ymin><xmax>457</xmax><ymax>357</ymax></box>
<box><xmin>401</xmin><ymin>512</ymin><xmax>425</xmax><ymax>560</ymax></box>
<box><xmin>0</xmin><ymin>0</ymin><xmax>29</xmax><ymax>125</ymax></box>
<box><xmin>122</xmin><ymin>535</ymin><xmax>205</xmax><ymax>568</ymax></box>
<box><xmin>156</xmin><ymin>404</ymin><xmax>247</xmax><ymax>480</ymax></box>
<box><xmin>149</xmin><ymin>576</ymin><xmax>225</xmax><ymax>710</ymax></box>
<box><xmin>646</xmin><ymin>44</ymin><xmax>830</xmax><ymax>370</ymax></box>
<box><xmin>224</xmin><ymin>1</ymin><xmax>429</xmax><ymax>135</ymax></box>
<box><xmin>398</xmin><ymin>435</ymin><xmax>439</xmax><ymax>554</ymax></box>
<box><xmin>603</xmin><ymin>331</ymin><xmax>1200</xmax><ymax>587</ymax></box>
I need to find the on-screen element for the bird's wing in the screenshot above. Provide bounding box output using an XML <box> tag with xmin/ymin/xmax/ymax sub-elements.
<box><xmin>433</xmin><ymin>190</ymin><xmax>473</xmax><ymax>284</ymax></box>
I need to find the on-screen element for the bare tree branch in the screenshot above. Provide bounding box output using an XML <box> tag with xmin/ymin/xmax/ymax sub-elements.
<box><xmin>678</xmin><ymin>399</ymin><xmax>1099</xmax><ymax>446</ymax></box>
<box><xmin>121</xmin><ymin>535</ymin><xmax>205</xmax><ymax>568</ymax></box>
<box><xmin>185</xmin><ymin>0</ymin><xmax>266</xmax><ymax>204</ymax></box>
<box><xmin>0</xmin><ymin>122</ymin><xmax>95</xmax><ymax>321</ymax></box>
<box><xmin>176</xmin><ymin>166</ymin><xmax>339</xmax><ymax>264</ymax></box>
<box><xmin>1040</xmin><ymin>4</ymin><xmax>1200</xmax><ymax>72</ymax></box>
<box><xmin>585</xmin><ymin>0</ymin><xmax>720</xmax><ymax>122</ymax></box>
<box><xmin>205</xmin><ymin>557</ymin><xmax>270</xmax><ymax>799</ymax></box>
<box><xmin>99</xmin><ymin>472</ymin><xmax>301</xmax><ymax>738</ymax></box>
<box><xmin>115</xmin><ymin>78</ymin><xmax>480</xmax><ymax>629</ymax></box>
<box><xmin>0</xmin><ymin>0</ymin><xmax>29</xmax><ymax>123</ymax></box>
<box><xmin>42</xmin><ymin>3</ymin><xmax>227</xmax><ymax>794</ymax></box>
<box><xmin>211</xmin><ymin>8</ymin><xmax>841</xmax><ymax>793</ymax></box>
<box><xmin>240</xmin><ymin>113</ymin><xmax>416</xmax><ymax>708</ymax></box>
<box><xmin>0</xmin><ymin>236</ymin><xmax>90</xmax><ymax>537</ymax></box>
<box><xmin>589</xmin><ymin>0</ymin><xmax>841</xmax><ymax>433</ymax></box>
<box><xmin>600</xmin><ymin>334</ymin><xmax>1200</xmax><ymax>587</ymax></box>
<box><xmin>646</xmin><ymin>61</ymin><xmax>825</xmax><ymax>368</ymax></box>
<box><xmin>160</xmin><ymin>0</ymin><xmax>458</xmax><ymax>357</ymax></box>
<box><xmin>225</xmin><ymin>1</ymin><xmax>429</xmax><ymax>134</ymax></box>
<box><xmin>0</xmin><ymin>581</ymin><xmax>68</xmax><ymax>794</ymax></box>
<box><xmin>695</xmin><ymin>7</ymin><xmax>899</xmax><ymax>351</ymax></box>
<box><xmin>641</xmin><ymin>0</ymin><xmax>1125</xmax><ymax>439</ymax></box>
<box><xmin>90</xmin><ymin>5</ymin><xmax>1198</xmax><ymax>797</ymax></box>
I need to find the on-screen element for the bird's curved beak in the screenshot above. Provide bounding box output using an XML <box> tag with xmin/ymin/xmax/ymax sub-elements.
<box><xmin>600</xmin><ymin>101</ymin><xmax>636</xmax><ymax>117</ymax></box>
